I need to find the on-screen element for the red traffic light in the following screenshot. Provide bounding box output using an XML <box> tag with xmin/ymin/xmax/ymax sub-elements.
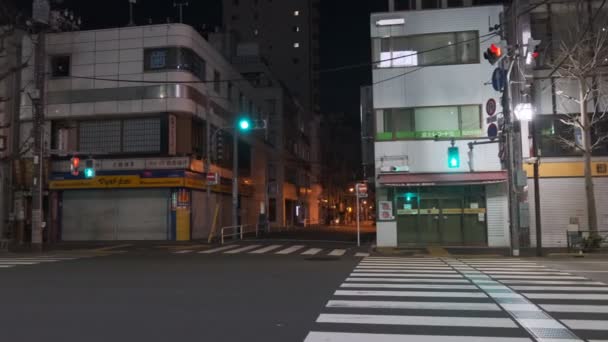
<box><xmin>489</xmin><ymin>44</ymin><xmax>502</xmax><ymax>57</ymax></box>
<box><xmin>532</xmin><ymin>51</ymin><xmax>539</xmax><ymax>59</ymax></box>
<box><xmin>70</xmin><ymin>156</ymin><xmax>80</xmax><ymax>176</ymax></box>
<box><xmin>71</xmin><ymin>157</ymin><xmax>80</xmax><ymax>168</ymax></box>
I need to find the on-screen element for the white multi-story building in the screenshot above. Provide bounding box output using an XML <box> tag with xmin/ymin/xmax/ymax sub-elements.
<box><xmin>371</xmin><ymin>5</ymin><xmax>510</xmax><ymax>248</ymax></box>
<box><xmin>9</xmin><ymin>24</ymin><xmax>276</xmax><ymax>241</ymax></box>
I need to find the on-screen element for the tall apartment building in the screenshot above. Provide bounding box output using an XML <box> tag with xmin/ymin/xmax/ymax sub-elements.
<box><xmin>6</xmin><ymin>24</ymin><xmax>276</xmax><ymax>242</ymax></box>
<box><xmin>221</xmin><ymin>0</ymin><xmax>320</xmax><ymax>114</ymax></box>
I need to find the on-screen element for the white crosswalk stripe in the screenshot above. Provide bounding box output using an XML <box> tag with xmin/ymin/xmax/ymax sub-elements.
<box><xmin>328</xmin><ymin>249</ymin><xmax>346</xmax><ymax>256</ymax></box>
<box><xmin>224</xmin><ymin>245</ymin><xmax>262</xmax><ymax>254</ymax></box>
<box><xmin>302</xmin><ymin>248</ymin><xmax>323</xmax><ymax>255</ymax></box>
<box><xmin>305</xmin><ymin>256</ymin><xmax>608</xmax><ymax>342</ymax></box>
<box><xmin>275</xmin><ymin>245</ymin><xmax>305</xmax><ymax>254</ymax></box>
<box><xmin>0</xmin><ymin>255</ymin><xmax>99</xmax><ymax>270</ymax></box>
<box><xmin>248</xmin><ymin>245</ymin><xmax>283</xmax><ymax>254</ymax></box>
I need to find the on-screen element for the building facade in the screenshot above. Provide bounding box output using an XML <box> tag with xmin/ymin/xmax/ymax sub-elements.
<box><xmin>12</xmin><ymin>24</ymin><xmax>275</xmax><ymax>241</ymax></box>
<box><xmin>222</xmin><ymin>0</ymin><xmax>320</xmax><ymax>114</ymax></box>
<box><xmin>371</xmin><ymin>6</ymin><xmax>510</xmax><ymax>248</ymax></box>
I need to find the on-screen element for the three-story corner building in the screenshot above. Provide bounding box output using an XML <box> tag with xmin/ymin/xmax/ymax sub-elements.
<box><xmin>15</xmin><ymin>24</ymin><xmax>275</xmax><ymax>242</ymax></box>
<box><xmin>371</xmin><ymin>5</ymin><xmax>511</xmax><ymax>248</ymax></box>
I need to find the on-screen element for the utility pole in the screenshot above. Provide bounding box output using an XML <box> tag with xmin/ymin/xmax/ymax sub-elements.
<box><xmin>30</xmin><ymin>30</ymin><xmax>46</xmax><ymax>250</ymax></box>
<box><xmin>173</xmin><ymin>2</ymin><xmax>189</xmax><ymax>24</ymax></box>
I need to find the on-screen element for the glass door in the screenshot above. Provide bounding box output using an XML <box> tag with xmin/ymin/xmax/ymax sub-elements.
<box><xmin>419</xmin><ymin>198</ymin><xmax>440</xmax><ymax>244</ymax></box>
<box><xmin>440</xmin><ymin>198</ymin><xmax>463</xmax><ymax>245</ymax></box>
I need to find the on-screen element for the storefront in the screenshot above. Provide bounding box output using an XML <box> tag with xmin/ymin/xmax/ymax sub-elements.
<box><xmin>376</xmin><ymin>171</ymin><xmax>508</xmax><ymax>247</ymax></box>
<box><xmin>49</xmin><ymin>170</ymin><xmax>252</xmax><ymax>241</ymax></box>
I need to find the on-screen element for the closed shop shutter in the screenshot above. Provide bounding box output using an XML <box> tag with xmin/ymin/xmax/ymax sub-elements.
<box><xmin>529</xmin><ymin>177</ymin><xmax>608</xmax><ymax>247</ymax></box>
<box><xmin>486</xmin><ymin>183</ymin><xmax>509</xmax><ymax>247</ymax></box>
<box><xmin>62</xmin><ymin>189</ymin><xmax>169</xmax><ymax>241</ymax></box>
<box><xmin>191</xmin><ymin>190</ymin><xmax>209</xmax><ymax>240</ymax></box>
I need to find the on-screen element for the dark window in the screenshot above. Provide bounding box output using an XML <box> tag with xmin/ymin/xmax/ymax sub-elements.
<box><xmin>227</xmin><ymin>81</ymin><xmax>233</xmax><ymax>101</ymax></box>
<box><xmin>213</xmin><ymin>70</ymin><xmax>221</xmax><ymax>93</ymax></box>
<box><xmin>51</xmin><ymin>55</ymin><xmax>70</xmax><ymax>77</ymax></box>
<box><xmin>395</xmin><ymin>0</ymin><xmax>413</xmax><ymax>10</ymax></box>
<box><xmin>269</xmin><ymin>198</ymin><xmax>276</xmax><ymax>222</ymax></box>
<box><xmin>78</xmin><ymin>117</ymin><xmax>161</xmax><ymax>154</ymax></box>
<box><xmin>144</xmin><ymin>47</ymin><xmax>206</xmax><ymax>81</ymax></box>
<box><xmin>231</xmin><ymin>15</ymin><xmax>238</xmax><ymax>20</ymax></box>
<box><xmin>233</xmin><ymin>0</ymin><xmax>239</xmax><ymax>5</ymax></box>
<box><xmin>422</xmin><ymin>0</ymin><xmax>440</xmax><ymax>9</ymax></box>
<box><xmin>535</xmin><ymin>115</ymin><xmax>608</xmax><ymax>157</ymax></box>
<box><xmin>293</xmin><ymin>26</ymin><xmax>300</xmax><ymax>32</ymax></box>
<box><xmin>447</xmin><ymin>0</ymin><xmax>463</xmax><ymax>7</ymax></box>
<box><xmin>254</xmin><ymin>12</ymin><xmax>259</xmax><ymax>20</ymax></box>
<box><xmin>292</xmin><ymin>58</ymin><xmax>299</xmax><ymax>64</ymax></box>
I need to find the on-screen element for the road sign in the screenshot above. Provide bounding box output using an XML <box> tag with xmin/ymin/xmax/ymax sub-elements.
<box><xmin>355</xmin><ymin>183</ymin><xmax>368</xmax><ymax>198</ymax></box>
<box><xmin>487</xmin><ymin>123</ymin><xmax>498</xmax><ymax>140</ymax></box>
<box><xmin>492</xmin><ymin>68</ymin><xmax>507</xmax><ymax>92</ymax></box>
<box><xmin>207</xmin><ymin>172</ymin><xmax>219</xmax><ymax>185</ymax></box>
<box><xmin>486</xmin><ymin>98</ymin><xmax>496</xmax><ymax>116</ymax></box>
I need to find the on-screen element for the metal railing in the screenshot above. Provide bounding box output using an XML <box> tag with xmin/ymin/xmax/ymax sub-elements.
<box><xmin>220</xmin><ymin>224</ymin><xmax>258</xmax><ymax>244</ymax></box>
<box><xmin>567</xmin><ymin>230</ymin><xmax>608</xmax><ymax>252</ymax></box>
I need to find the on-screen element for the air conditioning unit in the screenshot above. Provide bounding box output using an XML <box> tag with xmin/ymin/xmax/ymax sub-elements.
<box><xmin>380</xmin><ymin>165</ymin><xmax>409</xmax><ymax>173</ymax></box>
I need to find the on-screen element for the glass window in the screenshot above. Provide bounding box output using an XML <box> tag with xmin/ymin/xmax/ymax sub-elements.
<box><xmin>376</xmin><ymin>105</ymin><xmax>482</xmax><ymax>140</ymax></box>
<box><xmin>227</xmin><ymin>81</ymin><xmax>233</xmax><ymax>101</ymax></box>
<box><xmin>51</xmin><ymin>55</ymin><xmax>70</xmax><ymax>77</ymax></box>
<box><xmin>144</xmin><ymin>47</ymin><xmax>206</xmax><ymax>81</ymax></box>
<box><xmin>422</xmin><ymin>0</ymin><xmax>440</xmax><ymax>9</ymax></box>
<box><xmin>122</xmin><ymin>118</ymin><xmax>161</xmax><ymax>153</ymax></box>
<box><xmin>79</xmin><ymin>120</ymin><xmax>121</xmax><ymax>153</ymax></box>
<box><xmin>375</xmin><ymin>30</ymin><xmax>479</xmax><ymax>68</ymax></box>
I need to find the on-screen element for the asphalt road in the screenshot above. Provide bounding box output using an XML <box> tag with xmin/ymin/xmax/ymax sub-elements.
<box><xmin>1</xmin><ymin>250</ymin><xmax>608</xmax><ymax>342</ymax></box>
<box><xmin>0</xmin><ymin>249</ymin><xmax>359</xmax><ymax>342</ymax></box>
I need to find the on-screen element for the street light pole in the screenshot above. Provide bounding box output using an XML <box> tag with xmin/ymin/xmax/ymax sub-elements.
<box><xmin>232</xmin><ymin>128</ymin><xmax>239</xmax><ymax>233</ymax></box>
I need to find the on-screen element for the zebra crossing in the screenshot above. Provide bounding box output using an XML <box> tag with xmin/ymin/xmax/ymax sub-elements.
<box><xmin>172</xmin><ymin>243</ymin><xmax>370</xmax><ymax>258</ymax></box>
<box><xmin>0</xmin><ymin>255</ymin><xmax>92</xmax><ymax>270</ymax></box>
<box><xmin>304</xmin><ymin>256</ymin><xmax>608</xmax><ymax>342</ymax></box>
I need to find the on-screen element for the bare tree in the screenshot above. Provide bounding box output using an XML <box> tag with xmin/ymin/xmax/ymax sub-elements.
<box><xmin>551</xmin><ymin>0</ymin><xmax>608</xmax><ymax>232</ymax></box>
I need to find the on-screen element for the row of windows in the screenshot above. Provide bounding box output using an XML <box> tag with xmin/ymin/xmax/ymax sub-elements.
<box><xmin>535</xmin><ymin>115</ymin><xmax>608</xmax><ymax>157</ymax></box>
<box><xmin>394</xmin><ymin>0</ymin><xmax>502</xmax><ymax>11</ymax></box>
<box><xmin>376</xmin><ymin>105</ymin><xmax>482</xmax><ymax>140</ymax></box>
<box><xmin>78</xmin><ymin>117</ymin><xmax>161</xmax><ymax>154</ymax></box>
<box><xmin>373</xmin><ymin>30</ymin><xmax>479</xmax><ymax>68</ymax></box>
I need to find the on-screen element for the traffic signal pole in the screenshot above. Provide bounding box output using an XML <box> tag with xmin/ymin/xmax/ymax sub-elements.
<box><xmin>232</xmin><ymin>128</ymin><xmax>239</xmax><ymax>233</ymax></box>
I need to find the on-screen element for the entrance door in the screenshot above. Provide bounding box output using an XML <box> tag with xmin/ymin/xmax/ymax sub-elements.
<box><xmin>419</xmin><ymin>198</ymin><xmax>440</xmax><ymax>244</ymax></box>
<box><xmin>440</xmin><ymin>198</ymin><xmax>463</xmax><ymax>245</ymax></box>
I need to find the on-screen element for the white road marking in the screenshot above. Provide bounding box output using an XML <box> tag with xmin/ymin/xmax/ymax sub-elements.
<box><xmin>0</xmin><ymin>265</ymin><xmax>15</xmax><ymax>268</ymax></box>
<box><xmin>500</xmin><ymin>304</ymin><xmax>543</xmax><ymax>312</ymax></box>
<box><xmin>303</xmin><ymin>331</ymin><xmax>532</xmax><ymax>342</ymax></box>
<box><xmin>328</xmin><ymin>249</ymin><xmax>346</xmax><ymax>256</ymax></box>
<box><xmin>357</xmin><ymin>265</ymin><xmax>453</xmax><ymax>269</ymax></box>
<box><xmin>355</xmin><ymin>268</ymin><xmax>456</xmax><ymax>273</ymax></box>
<box><xmin>484</xmin><ymin>271</ymin><xmax>570</xmax><ymax>275</ymax></box>
<box><xmin>301</xmin><ymin>248</ymin><xmax>322</xmax><ymax>255</ymax></box>
<box><xmin>275</xmin><ymin>245</ymin><xmax>305</xmax><ymax>255</ymax></box>
<box><xmin>346</xmin><ymin>277</ymin><xmax>470</xmax><ymax>283</ymax></box>
<box><xmin>541</xmin><ymin>304</ymin><xmax>608</xmax><ymax>313</ymax></box>
<box><xmin>501</xmin><ymin>280</ymin><xmax>605</xmax><ymax>285</ymax></box>
<box><xmin>0</xmin><ymin>261</ymin><xmax>43</xmax><ymax>264</ymax></box>
<box><xmin>352</xmin><ymin>272</ymin><xmax>462</xmax><ymax>278</ymax></box>
<box><xmin>340</xmin><ymin>283</ymin><xmax>477</xmax><ymax>290</ymax></box>
<box><xmin>173</xmin><ymin>250</ymin><xmax>193</xmax><ymax>254</ymax></box>
<box><xmin>525</xmin><ymin>293</ymin><xmax>608</xmax><ymax>300</ymax></box>
<box><xmin>511</xmin><ymin>286</ymin><xmax>608</xmax><ymax>292</ymax></box>
<box><xmin>326</xmin><ymin>300</ymin><xmax>500</xmax><ymax>311</ymax></box>
<box><xmin>492</xmin><ymin>275</ymin><xmax>586</xmax><ymax>279</ymax></box>
<box><xmin>334</xmin><ymin>290</ymin><xmax>487</xmax><ymax>298</ymax></box>
<box><xmin>517</xmin><ymin>319</ymin><xmax>566</xmax><ymax>329</ymax></box>
<box><xmin>562</xmin><ymin>319</ymin><xmax>608</xmax><ymax>331</ymax></box>
<box><xmin>354</xmin><ymin>253</ymin><xmax>369</xmax><ymax>257</ymax></box>
<box><xmin>198</xmin><ymin>245</ymin><xmax>239</xmax><ymax>254</ymax></box>
<box><xmin>316</xmin><ymin>313</ymin><xmax>516</xmax><ymax>328</ymax></box>
<box><xmin>224</xmin><ymin>245</ymin><xmax>262</xmax><ymax>254</ymax></box>
<box><xmin>249</xmin><ymin>245</ymin><xmax>283</xmax><ymax>254</ymax></box>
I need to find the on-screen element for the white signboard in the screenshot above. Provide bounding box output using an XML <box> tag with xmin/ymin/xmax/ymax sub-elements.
<box><xmin>378</xmin><ymin>201</ymin><xmax>394</xmax><ymax>221</ymax></box>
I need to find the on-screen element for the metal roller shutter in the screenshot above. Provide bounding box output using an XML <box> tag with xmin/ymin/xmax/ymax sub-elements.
<box><xmin>62</xmin><ymin>189</ymin><xmax>169</xmax><ymax>241</ymax></box>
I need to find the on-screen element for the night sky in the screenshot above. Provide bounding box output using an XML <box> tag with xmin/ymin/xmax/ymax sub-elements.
<box><xmin>11</xmin><ymin>0</ymin><xmax>388</xmax><ymax>175</ymax></box>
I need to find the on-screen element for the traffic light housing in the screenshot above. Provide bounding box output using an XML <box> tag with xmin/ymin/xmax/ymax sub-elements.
<box><xmin>237</xmin><ymin>117</ymin><xmax>267</xmax><ymax>132</ymax></box>
<box><xmin>83</xmin><ymin>159</ymin><xmax>95</xmax><ymax>179</ymax></box>
<box><xmin>483</xmin><ymin>43</ymin><xmax>503</xmax><ymax>65</ymax></box>
<box><xmin>448</xmin><ymin>146</ymin><xmax>460</xmax><ymax>169</ymax></box>
<box><xmin>70</xmin><ymin>156</ymin><xmax>80</xmax><ymax>176</ymax></box>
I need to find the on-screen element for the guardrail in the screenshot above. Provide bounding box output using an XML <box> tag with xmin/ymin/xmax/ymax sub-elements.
<box><xmin>220</xmin><ymin>224</ymin><xmax>258</xmax><ymax>244</ymax></box>
<box><xmin>567</xmin><ymin>230</ymin><xmax>608</xmax><ymax>252</ymax></box>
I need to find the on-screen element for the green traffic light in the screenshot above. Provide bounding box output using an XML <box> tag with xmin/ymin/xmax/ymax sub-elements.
<box><xmin>447</xmin><ymin>146</ymin><xmax>460</xmax><ymax>169</ymax></box>
<box><xmin>238</xmin><ymin>118</ymin><xmax>251</xmax><ymax>131</ymax></box>
<box><xmin>84</xmin><ymin>168</ymin><xmax>95</xmax><ymax>178</ymax></box>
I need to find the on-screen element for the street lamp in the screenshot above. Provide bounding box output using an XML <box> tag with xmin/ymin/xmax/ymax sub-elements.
<box><xmin>514</xmin><ymin>103</ymin><xmax>534</xmax><ymax>121</ymax></box>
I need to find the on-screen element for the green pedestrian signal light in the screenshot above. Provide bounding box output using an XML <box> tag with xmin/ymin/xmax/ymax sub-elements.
<box><xmin>84</xmin><ymin>159</ymin><xmax>95</xmax><ymax>178</ymax></box>
<box><xmin>448</xmin><ymin>146</ymin><xmax>460</xmax><ymax>169</ymax></box>
<box><xmin>238</xmin><ymin>118</ymin><xmax>251</xmax><ymax>131</ymax></box>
